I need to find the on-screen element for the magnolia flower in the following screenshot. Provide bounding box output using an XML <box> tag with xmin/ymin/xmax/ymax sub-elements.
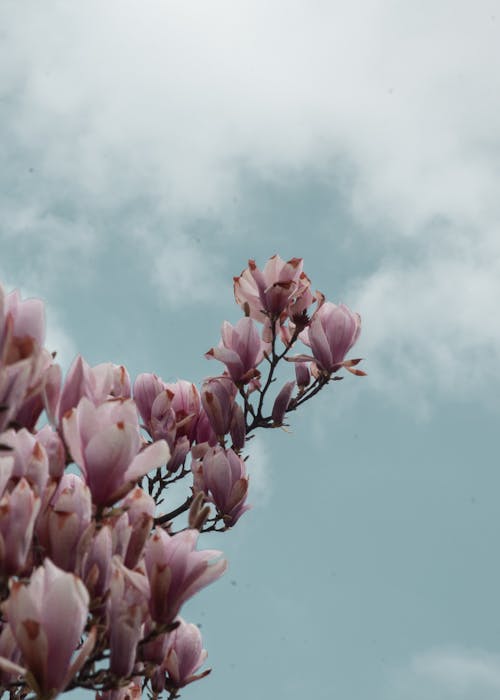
<box><xmin>108</xmin><ymin>558</ymin><xmax>150</xmax><ymax>678</ymax></box>
<box><xmin>121</xmin><ymin>487</ymin><xmax>155</xmax><ymax>569</ymax></box>
<box><xmin>271</xmin><ymin>381</ymin><xmax>295</xmax><ymax>427</ymax></box>
<box><xmin>152</xmin><ymin>617</ymin><xmax>209</xmax><ymax>691</ymax></box>
<box><xmin>290</xmin><ymin>301</ymin><xmax>364</xmax><ymax>375</ymax></box>
<box><xmin>36</xmin><ymin>473</ymin><xmax>92</xmax><ymax>573</ymax></box>
<box><xmin>200</xmin><ymin>376</ymin><xmax>238</xmax><ymax>438</ymax></box>
<box><xmin>0</xmin><ymin>428</ymin><xmax>49</xmax><ymax>496</ymax></box>
<box><xmin>192</xmin><ymin>446</ymin><xmax>250</xmax><ymax>526</ymax></box>
<box><xmin>97</xmin><ymin>681</ymin><xmax>142</xmax><ymax>700</ymax></box>
<box><xmin>145</xmin><ymin>528</ymin><xmax>226</xmax><ymax>625</ymax></box>
<box><xmin>58</xmin><ymin>355</ymin><xmax>131</xmax><ymax>422</ymax></box>
<box><xmin>63</xmin><ymin>397</ymin><xmax>170</xmax><ymax>507</ymax></box>
<box><xmin>35</xmin><ymin>425</ymin><xmax>66</xmax><ymax>480</ymax></box>
<box><xmin>233</xmin><ymin>255</ymin><xmax>312</xmax><ymax>321</ymax></box>
<box><xmin>205</xmin><ymin>318</ymin><xmax>265</xmax><ymax>384</ymax></box>
<box><xmin>0</xmin><ymin>286</ymin><xmax>60</xmax><ymax>432</ymax></box>
<box><xmin>1</xmin><ymin>559</ymin><xmax>95</xmax><ymax>699</ymax></box>
<box><xmin>0</xmin><ymin>478</ymin><xmax>40</xmax><ymax>576</ymax></box>
<box><xmin>134</xmin><ymin>375</ymin><xmax>200</xmax><ymax>472</ymax></box>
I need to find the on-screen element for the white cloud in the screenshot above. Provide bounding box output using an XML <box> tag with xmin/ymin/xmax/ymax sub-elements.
<box><xmin>2</xmin><ymin>0</ymin><xmax>498</xmax><ymax>225</ymax></box>
<box><xmin>149</xmin><ymin>235</ymin><xmax>226</xmax><ymax>307</ymax></box>
<box><xmin>386</xmin><ymin>648</ymin><xmax>500</xmax><ymax>700</ymax></box>
<box><xmin>1</xmin><ymin>1</ymin><xmax>500</xmax><ymax>396</ymax></box>
<box><xmin>348</xmin><ymin>239</ymin><xmax>500</xmax><ymax>412</ymax></box>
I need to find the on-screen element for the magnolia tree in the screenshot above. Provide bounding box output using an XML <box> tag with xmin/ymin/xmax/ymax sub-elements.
<box><xmin>0</xmin><ymin>255</ymin><xmax>364</xmax><ymax>700</ymax></box>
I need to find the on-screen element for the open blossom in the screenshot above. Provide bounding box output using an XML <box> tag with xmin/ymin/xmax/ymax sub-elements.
<box><xmin>192</xmin><ymin>446</ymin><xmax>250</xmax><ymax>526</ymax></box>
<box><xmin>134</xmin><ymin>375</ymin><xmax>200</xmax><ymax>472</ymax></box>
<box><xmin>145</xmin><ymin>528</ymin><xmax>226</xmax><ymax>625</ymax></box>
<box><xmin>205</xmin><ymin>317</ymin><xmax>265</xmax><ymax>384</ymax></box>
<box><xmin>58</xmin><ymin>355</ymin><xmax>131</xmax><ymax>422</ymax></box>
<box><xmin>1</xmin><ymin>559</ymin><xmax>95</xmax><ymax>699</ymax></box>
<box><xmin>290</xmin><ymin>301</ymin><xmax>363</xmax><ymax>375</ymax></box>
<box><xmin>306</xmin><ymin>302</ymin><xmax>361</xmax><ymax>373</ymax></box>
<box><xmin>63</xmin><ymin>397</ymin><xmax>170</xmax><ymax>507</ymax></box>
<box><xmin>234</xmin><ymin>255</ymin><xmax>313</xmax><ymax>324</ymax></box>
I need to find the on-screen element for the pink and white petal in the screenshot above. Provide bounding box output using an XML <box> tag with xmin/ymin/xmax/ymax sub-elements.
<box><xmin>62</xmin><ymin>408</ymin><xmax>85</xmax><ymax>470</ymax></box>
<box><xmin>61</xmin><ymin>626</ymin><xmax>96</xmax><ymax>692</ymax></box>
<box><xmin>125</xmin><ymin>439</ymin><xmax>170</xmax><ymax>483</ymax></box>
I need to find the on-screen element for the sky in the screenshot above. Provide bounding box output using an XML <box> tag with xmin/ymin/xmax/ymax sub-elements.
<box><xmin>1</xmin><ymin>1</ymin><xmax>500</xmax><ymax>698</ymax></box>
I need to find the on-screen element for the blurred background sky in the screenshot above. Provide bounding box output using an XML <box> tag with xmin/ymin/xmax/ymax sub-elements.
<box><xmin>2</xmin><ymin>2</ymin><xmax>500</xmax><ymax>698</ymax></box>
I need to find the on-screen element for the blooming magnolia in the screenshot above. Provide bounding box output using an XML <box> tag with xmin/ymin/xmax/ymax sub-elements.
<box><xmin>234</xmin><ymin>255</ymin><xmax>312</xmax><ymax>321</ymax></box>
<box><xmin>205</xmin><ymin>317</ymin><xmax>265</xmax><ymax>384</ymax></box>
<box><xmin>0</xmin><ymin>255</ymin><xmax>364</xmax><ymax>698</ymax></box>
<box><xmin>134</xmin><ymin>375</ymin><xmax>200</xmax><ymax>472</ymax></box>
<box><xmin>58</xmin><ymin>355</ymin><xmax>131</xmax><ymax>423</ymax></box>
<box><xmin>63</xmin><ymin>397</ymin><xmax>170</xmax><ymax>506</ymax></box>
<box><xmin>291</xmin><ymin>301</ymin><xmax>362</xmax><ymax>375</ymax></box>
<box><xmin>145</xmin><ymin>528</ymin><xmax>227</xmax><ymax>625</ymax></box>
<box><xmin>1</xmin><ymin>559</ymin><xmax>95</xmax><ymax>698</ymax></box>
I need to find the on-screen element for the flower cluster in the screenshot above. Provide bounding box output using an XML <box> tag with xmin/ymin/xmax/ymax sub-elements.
<box><xmin>0</xmin><ymin>255</ymin><xmax>363</xmax><ymax>700</ymax></box>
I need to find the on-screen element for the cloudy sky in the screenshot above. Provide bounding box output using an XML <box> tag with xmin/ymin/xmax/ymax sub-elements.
<box><xmin>2</xmin><ymin>1</ymin><xmax>500</xmax><ymax>698</ymax></box>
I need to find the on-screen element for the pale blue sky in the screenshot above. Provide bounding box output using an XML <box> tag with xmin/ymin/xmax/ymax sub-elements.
<box><xmin>2</xmin><ymin>2</ymin><xmax>500</xmax><ymax>698</ymax></box>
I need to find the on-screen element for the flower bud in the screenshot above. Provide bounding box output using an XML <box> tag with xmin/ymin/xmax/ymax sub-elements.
<box><xmin>271</xmin><ymin>381</ymin><xmax>295</xmax><ymax>426</ymax></box>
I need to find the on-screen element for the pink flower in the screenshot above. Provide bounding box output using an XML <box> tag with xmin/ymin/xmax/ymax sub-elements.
<box><xmin>97</xmin><ymin>681</ymin><xmax>142</xmax><ymax>700</ymax></box>
<box><xmin>271</xmin><ymin>381</ymin><xmax>295</xmax><ymax>426</ymax></box>
<box><xmin>121</xmin><ymin>487</ymin><xmax>155</xmax><ymax>569</ymax></box>
<box><xmin>305</xmin><ymin>302</ymin><xmax>362</xmax><ymax>373</ymax></box>
<box><xmin>2</xmin><ymin>559</ymin><xmax>95</xmax><ymax>698</ymax></box>
<box><xmin>82</xmin><ymin>524</ymin><xmax>112</xmax><ymax>601</ymax></box>
<box><xmin>200</xmin><ymin>376</ymin><xmax>237</xmax><ymax>438</ymax></box>
<box><xmin>0</xmin><ymin>288</ymin><xmax>44</xmax><ymax>365</ymax></box>
<box><xmin>35</xmin><ymin>425</ymin><xmax>66</xmax><ymax>480</ymax></box>
<box><xmin>192</xmin><ymin>446</ymin><xmax>250</xmax><ymax>526</ymax></box>
<box><xmin>63</xmin><ymin>397</ymin><xmax>170</xmax><ymax>507</ymax></box>
<box><xmin>36</xmin><ymin>474</ymin><xmax>92</xmax><ymax>573</ymax></box>
<box><xmin>0</xmin><ymin>286</ymin><xmax>60</xmax><ymax>432</ymax></box>
<box><xmin>234</xmin><ymin>255</ymin><xmax>312</xmax><ymax>321</ymax></box>
<box><xmin>160</xmin><ymin>618</ymin><xmax>210</xmax><ymax>689</ymax></box>
<box><xmin>290</xmin><ymin>301</ymin><xmax>363</xmax><ymax>375</ymax></box>
<box><xmin>145</xmin><ymin>528</ymin><xmax>226</xmax><ymax>625</ymax></box>
<box><xmin>134</xmin><ymin>375</ymin><xmax>200</xmax><ymax>471</ymax></box>
<box><xmin>205</xmin><ymin>318</ymin><xmax>265</xmax><ymax>384</ymax></box>
<box><xmin>58</xmin><ymin>355</ymin><xmax>131</xmax><ymax>423</ymax></box>
<box><xmin>0</xmin><ymin>623</ymin><xmax>22</xmax><ymax>686</ymax></box>
<box><xmin>107</xmin><ymin>558</ymin><xmax>150</xmax><ymax>678</ymax></box>
<box><xmin>0</xmin><ymin>428</ymin><xmax>49</xmax><ymax>496</ymax></box>
<box><xmin>0</xmin><ymin>478</ymin><xmax>40</xmax><ymax>576</ymax></box>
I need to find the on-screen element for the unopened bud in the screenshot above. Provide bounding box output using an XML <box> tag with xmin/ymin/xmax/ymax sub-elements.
<box><xmin>271</xmin><ymin>381</ymin><xmax>295</xmax><ymax>426</ymax></box>
<box><xmin>295</xmin><ymin>362</ymin><xmax>311</xmax><ymax>390</ymax></box>
<box><xmin>188</xmin><ymin>491</ymin><xmax>211</xmax><ymax>531</ymax></box>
